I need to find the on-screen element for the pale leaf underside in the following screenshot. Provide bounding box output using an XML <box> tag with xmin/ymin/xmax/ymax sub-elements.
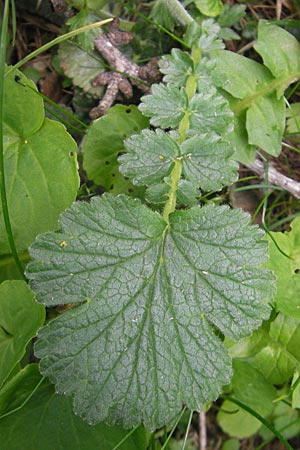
<box><xmin>27</xmin><ymin>195</ymin><xmax>273</xmax><ymax>430</ymax></box>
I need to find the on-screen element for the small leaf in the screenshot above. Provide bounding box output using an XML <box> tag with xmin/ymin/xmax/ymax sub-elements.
<box><xmin>254</xmin><ymin>20</ymin><xmax>300</xmax><ymax>97</ymax></box>
<box><xmin>27</xmin><ymin>195</ymin><xmax>273</xmax><ymax>429</ymax></box>
<box><xmin>0</xmin><ymin>281</ymin><xmax>45</xmax><ymax>387</ymax></box>
<box><xmin>264</xmin><ymin>217</ymin><xmax>300</xmax><ymax>318</ymax></box>
<box><xmin>120</xmin><ymin>129</ymin><xmax>180</xmax><ymax>186</ymax></box>
<box><xmin>217</xmin><ymin>400</ymin><xmax>262</xmax><ymax>438</ymax></box>
<box><xmin>145</xmin><ymin>180</ymin><xmax>200</xmax><ymax>207</ymax></box>
<box><xmin>181</xmin><ymin>133</ymin><xmax>238</xmax><ymax>191</ymax></box>
<box><xmin>194</xmin><ymin>0</ymin><xmax>223</xmax><ymax>17</ymax></box>
<box><xmin>159</xmin><ymin>49</ymin><xmax>194</xmax><ymax>87</ymax></box>
<box><xmin>121</xmin><ymin>129</ymin><xmax>237</xmax><ymax>191</ymax></box>
<box><xmin>217</xmin><ymin>4</ymin><xmax>246</xmax><ymax>27</ymax></box>
<box><xmin>189</xmin><ymin>91</ymin><xmax>234</xmax><ymax>135</ymax></box>
<box><xmin>0</xmin><ymin>364</ymin><xmax>149</xmax><ymax>450</ymax></box>
<box><xmin>82</xmin><ymin>105</ymin><xmax>149</xmax><ymax>195</ymax></box>
<box><xmin>246</xmin><ymin>94</ymin><xmax>285</xmax><ymax>157</ymax></box>
<box><xmin>139</xmin><ymin>84</ymin><xmax>188</xmax><ymax>128</ymax></box>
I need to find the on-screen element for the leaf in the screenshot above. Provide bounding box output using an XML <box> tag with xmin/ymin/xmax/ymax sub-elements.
<box><xmin>254</xmin><ymin>20</ymin><xmax>300</xmax><ymax>97</ymax></box>
<box><xmin>0</xmin><ymin>364</ymin><xmax>149</xmax><ymax>450</ymax></box>
<box><xmin>264</xmin><ymin>217</ymin><xmax>300</xmax><ymax>318</ymax></box>
<box><xmin>150</xmin><ymin>0</ymin><xmax>176</xmax><ymax>30</ymax></box>
<box><xmin>188</xmin><ymin>91</ymin><xmax>234</xmax><ymax>135</ymax></box>
<box><xmin>228</xmin><ymin>314</ymin><xmax>300</xmax><ymax>384</ymax></box>
<box><xmin>0</xmin><ymin>281</ymin><xmax>45</xmax><ymax>387</ymax></box>
<box><xmin>246</xmin><ymin>94</ymin><xmax>285</xmax><ymax>156</ymax></box>
<box><xmin>217</xmin><ymin>4</ymin><xmax>246</xmax><ymax>27</ymax></box>
<box><xmin>120</xmin><ymin>129</ymin><xmax>237</xmax><ymax>191</ymax></box>
<box><xmin>159</xmin><ymin>49</ymin><xmax>194</xmax><ymax>87</ymax></box>
<box><xmin>218</xmin><ymin>360</ymin><xmax>276</xmax><ymax>438</ymax></box>
<box><xmin>4</xmin><ymin>67</ymin><xmax>44</xmax><ymax>136</ymax></box>
<box><xmin>26</xmin><ymin>194</ymin><xmax>273</xmax><ymax>430</ymax></box>
<box><xmin>82</xmin><ymin>105</ymin><xmax>149</xmax><ymax>196</ymax></box>
<box><xmin>181</xmin><ymin>133</ymin><xmax>238</xmax><ymax>190</ymax></box>
<box><xmin>139</xmin><ymin>84</ymin><xmax>188</xmax><ymax>128</ymax></box>
<box><xmin>1</xmin><ymin>115</ymin><xmax>79</xmax><ymax>254</ymax></box>
<box><xmin>58</xmin><ymin>41</ymin><xmax>105</xmax><ymax>95</ymax></box>
<box><xmin>67</xmin><ymin>9</ymin><xmax>101</xmax><ymax>52</ymax></box>
<box><xmin>145</xmin><ymin>179</ymin><xmax>200</xmax><ymax>207</ymax></box>
<box><xmin>212</xmin><ymin>50</ymin><xmax>285</xmax><ymax>159</ymax></box>
<box><xmin>194</xmin><ymin>0</ymin><xmax>223</xmax><ymax>17</ymax></box>
<box><xmin>217</xmin><ymin>400</ymin><xmax>262</xmax><ymax>438</ymax></box>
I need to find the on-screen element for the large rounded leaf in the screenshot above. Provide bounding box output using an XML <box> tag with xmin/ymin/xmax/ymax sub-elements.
<box><xmin>0</xmin><ymin>281</ymin><xmax>45</xmax><ymax>387</ymax></box>
<box><xmin>1</xmin><ymin>68</ymin><xmax>79</xmax><ymax>255</ymax></box>
<box><xmin>27</xmin><ymin>195</ymin><xmax>273</xmax><ymax>430</ymax></box>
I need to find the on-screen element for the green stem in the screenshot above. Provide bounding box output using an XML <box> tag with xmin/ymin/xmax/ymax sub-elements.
<box><xmin>5</xmin><ymin>18</ymin><xmax>113</xmax><ymax>76</ymax></box>
<box><xmin>163</xmin><ymin>158</ymin><xmax>183</xmax><ymax>223</ymax></box>
<box><xmin>0</xmin><ymin>0</ymin><xmax>25</xmax><ymax>279</ymax></box>
<box><xmin>162</xmin><ymin>43</ymin><xmax>200</xmax><ymax>221</ymax></box>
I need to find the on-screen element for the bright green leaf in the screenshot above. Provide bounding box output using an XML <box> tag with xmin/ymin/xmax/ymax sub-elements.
<box><xmin>265</xmin><ymin>217</ymin><xmax>300</xmax><ymax>317</ymax></box>
<box><xmin>82</xmin><ymin>104</ymin><xmax>148</xmax><ymax>196</ymax></box>
<box><xmin>229</xmin><ymin>314</ymin><xmax>300</xmax><ymax>384</ymax></box>
<box><xmin>254</xmin><ymin>20</ymin><xmax>300</xmax><ymax>97</ymax></box>
<box><xmin>139</xmin><ymin>84</ymin><xmax>188</xmax><ymax>128</ymax></box>
<box><xmin>4</xmin><ymin>67</ymin><xmax>44</xmax><ymax>136</ymax></box>
<box><xmin>194</xmin><ymin>0</ymin><xmax>223</xmax><ymax>17</ymax></box>
<box><xmin>292</xmin><ymin>372</ymin><xmax>300</xmax><ymax>409</ymax></box>
<box><xmin>27</xmin><ymin>195</ymin><xmax>273</xmax><ymax>429</ymax></box>
<box><xmin>0</xmin><ymin>364</ymin><xmax>149</xmax><ymax>450</ymax></box>
<box><xmin>0</xmin><ymin>281</ymin><xmax>45</xmax><ymax>387</ymax></box>
<box><xmin>218</xmin><ymin>360</ymin><xmax>276</xmax><ymax>438</ymax></box>
<box><xmin>218</xmin><ymin>400</ymin><xmax>262</xmax><ymax>438</ymax></box>
<box><xmin>1</xmin><ymin>116</ymin><xmax>79</xmax><ymax>254</ymax></box>
<box><xmin>212</xmin><ymin>50</ymin><xmax>285</xmax><ymax>159</ymax></box>
<box><xmin>246</xmin><ymin>94</ymin><xmax>285</xmax><ymax>156</ymax></box>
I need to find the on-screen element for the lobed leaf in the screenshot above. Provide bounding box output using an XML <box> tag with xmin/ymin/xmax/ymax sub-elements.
<box><xmin>139</xmin><ymin>84</ymin><xmax>188</xmax><ymax>128</ymax></box>
<box><xmin>27</xmin><ymin>195</ymin><xmax>273</xmax><ymax>430</ymax></box>
<box><xmin>159</xmin><ymin>49</ymin><xmax>194</xmax><ymax>87</ymax></box>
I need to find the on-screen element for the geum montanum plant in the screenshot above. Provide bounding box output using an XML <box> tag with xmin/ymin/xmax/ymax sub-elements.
<box><xmin>26</xmin><ymin>20</ymin><xmax>275</xmax><ymax>431</ymax></box>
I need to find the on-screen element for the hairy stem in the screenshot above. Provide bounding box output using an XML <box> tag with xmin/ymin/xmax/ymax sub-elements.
<box><xmin>163</xmin><ymin>0</ymin><xmax>194</xmax><ymax>26</ymax></box>
<box><xmin>163</xmin><ymin>158</ymin><xmax>182</xmax><ymax>222</ymax></box>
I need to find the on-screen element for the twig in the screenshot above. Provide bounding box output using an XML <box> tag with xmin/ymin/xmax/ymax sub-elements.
<box><xmin>90</xmin><ymin>18</ymin><xmax>160</xmax><ymax>119</ymax></box>
<box><xmin>246</xmin><ymin>157</ymin><xmax>300</xmax><ymax>199</ymax></box>
<box><xmin>199</xmin><ymin>411</ymin><xmax>207</xmax><ymax>450</ymax></box>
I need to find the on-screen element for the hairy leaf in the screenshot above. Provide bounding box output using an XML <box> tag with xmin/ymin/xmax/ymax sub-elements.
<box><xmin>139</xmin><ymin>84</ymin><xmax>188</xmax><ymax>128</ymax></box>
<box><xmin>159</xmin><ymin>49</ymin><xmax>194</xmax><ymax>87</ymax></box>
<box><xmin>27</xmin><ymin>195</ymin><xmax>273</xmax><ymax>429</ymax></box>
<box><xmin>82</xmin><ymin>105</ymin><xmax>148</xmax><ymax>196</ymax></box>
<box><xmin>188</xmin><ymin>91</ymin><xmax>234</xmax><ymax>135</ymax></box>
<box><xmin>120</xmin><ymin>130</ymin><xmax>237</xmax><ymax>191</ymax></box>
<box><xmin>0</xmin><ymin>364</ymin><xmax>149</xmax><ymax>450</ymax></box>
<box><xmin>0</xmin><ymin>281</ymin><xmax>45</xmax><ymax>387</ymax></box>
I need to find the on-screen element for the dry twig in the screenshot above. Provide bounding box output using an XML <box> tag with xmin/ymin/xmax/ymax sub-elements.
<box><xmin>247</xmin><ymin>157</ymin><xmax>300</xmax><ymax>199</ymax></box>
<box><xmin>90</xmin><ymin>18</ymin><xmax>160</xmax><ymax>119</ymax></box>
